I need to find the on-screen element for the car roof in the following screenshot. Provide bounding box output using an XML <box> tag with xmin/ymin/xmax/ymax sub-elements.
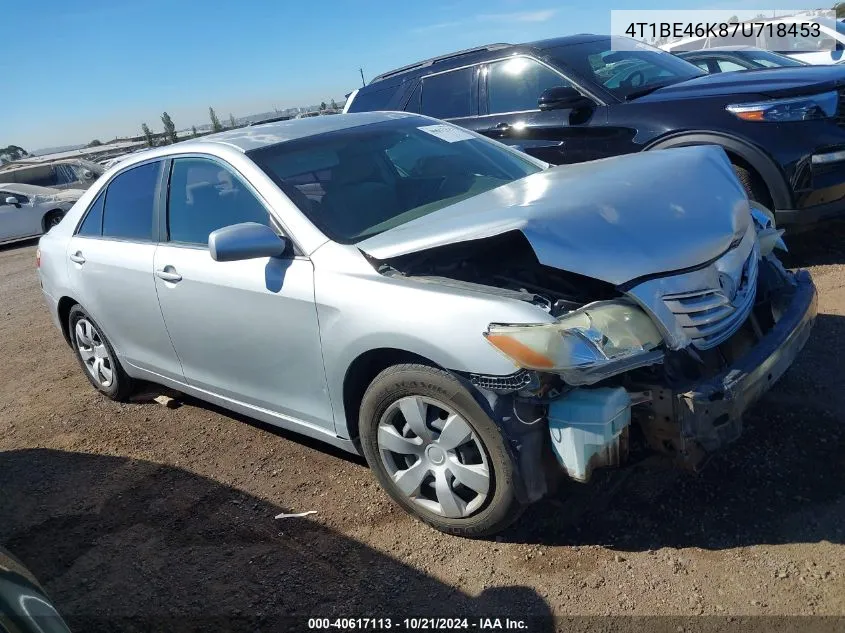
<box><xmin>166</xmin><ymin>111</ymin><xmax>415</xmax><ymax>153</ymax></box>
<box><xmin>367</xmin><ymin>34</ymin><xmax>608</xmax><ymax>85</ymax></box>
<box><xmin>0</xmin><ymin>183</ymin><xmax>58</xmax><ymax>195</ymax></box>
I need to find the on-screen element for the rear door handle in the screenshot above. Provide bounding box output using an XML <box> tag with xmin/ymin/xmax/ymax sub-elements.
<box><xmin>69</xmin><ymin>251</ymin><xmax>85</xmax><ymax>264</ymax></box>
<box><xmin>155</xmin><ymin>268</ymin><xmax>182</xmax><ymax>283</ymax></box>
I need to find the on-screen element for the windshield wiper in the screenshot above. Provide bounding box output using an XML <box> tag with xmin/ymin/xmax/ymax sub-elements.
<box><xmin>624</xmin><ymin>80</ymin><xmax>681</xmax><ymax>101</ymax></box>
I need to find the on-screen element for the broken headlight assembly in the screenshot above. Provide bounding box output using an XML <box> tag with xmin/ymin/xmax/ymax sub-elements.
<box><xmin>483</xmin><ymin>301</ymin><xmax>664</xmax><ymax>385</ymax></box>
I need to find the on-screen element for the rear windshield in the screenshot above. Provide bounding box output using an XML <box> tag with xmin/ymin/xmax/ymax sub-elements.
<box><xmin>248</xmin><ymin>117</ymin><xmax>541</xmax><ymax>244</ymax></box>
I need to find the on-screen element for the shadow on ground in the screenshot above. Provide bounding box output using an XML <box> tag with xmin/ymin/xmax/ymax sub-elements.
<box><xmin>0</xmin><ymin>449</ymin><xmax>551</xmax><ymax>632</ymax></box>
<box><xmin>506</xmin><ymin>313</ymin><xmax>845</xmax><ymax>550</ymax></box>
<box><xmin>781</xmin><ymin>220</ymin><xmax>845</xmax><ymax>267</ymax></box>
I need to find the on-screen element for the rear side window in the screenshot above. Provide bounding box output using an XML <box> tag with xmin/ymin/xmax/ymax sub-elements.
<box><xmin>346</xmin><ymin>85</ymin><xmax>397</xmax><ymax>112</ymax></box>
<box><xmin>167</xmin><ymin>158</ymin><xmax>271</xmax><ymax>246</ymax></box>
<box><xmin>421</xmin><ymin>68</ymin><xmax>475</xmax><ymax>119</ymax></box>
<box><xmin>102</xmin><ymin>161</ymin><xmax>161</xmax><ymax>241</ymax></box>
<box><xmin>77</xmin><ymin>192</ymin><xmax>105</xmax><ymax>236</ymax></box>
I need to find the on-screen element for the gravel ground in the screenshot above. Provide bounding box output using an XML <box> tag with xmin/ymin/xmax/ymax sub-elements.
<box><xmin>1</xmin><ymin>227</ymin><xmax>844</xmax><ymax>632</ymax></box>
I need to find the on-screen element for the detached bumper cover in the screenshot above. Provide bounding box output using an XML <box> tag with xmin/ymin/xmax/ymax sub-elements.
<box><xmin>677</xmin><ymin>269</ymin><xmax>817</xmax><ymax>453</ymax></box>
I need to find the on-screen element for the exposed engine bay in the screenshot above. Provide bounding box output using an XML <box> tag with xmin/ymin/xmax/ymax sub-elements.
<box><xmin>375</xmin><ymin>231</ymin><xmax>620</xmax><ymax>316</ymax></box>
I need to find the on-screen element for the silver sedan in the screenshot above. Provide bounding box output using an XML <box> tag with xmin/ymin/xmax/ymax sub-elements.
<box><xmin>37</xmin><ymin>112</ymin><xmax>815</xmax><ymax>536</ymax></box>
<box><xmin>0</xmin><ymin>183</ymin><xmax>82</xmax><ymax>244</ymax></box>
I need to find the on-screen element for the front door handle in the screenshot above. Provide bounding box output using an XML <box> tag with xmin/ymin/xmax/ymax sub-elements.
<box><xmin>155</xmin><ymin>267</ymin><xmax>182</xmax><ymax>283</ymax></box>
<box><xmin>69</xmin><ymin>251</ymin><xmax>85</xmax><ymax>264</ymax></box>
<box><xmin>489</xmin><ymin>122</ymin><xmax>511</xmax><ymax>133</ymax></box>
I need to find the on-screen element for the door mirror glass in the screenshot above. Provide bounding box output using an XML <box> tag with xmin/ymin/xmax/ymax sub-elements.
<box><xmin>4</xmin><ymin>196</ymin><xmax>19</xmax><ymax>205</ymax></box>
<box><xmin>538</xmin><ymin>86</ymin><xmax>595</xmax><ymax>111</ymax></box>
<box><xmin>818</xmin><ymin>37</ymin><xmax>837</xmax><ymax>50</ymax></box>
<box><xmin>209</xmin><ymin>222</ymin><xmax>287</xmax><ymax>262</ymax></box>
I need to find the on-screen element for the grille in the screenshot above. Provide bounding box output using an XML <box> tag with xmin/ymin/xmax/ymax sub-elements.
<box><xmin>837</xmin><ymin>88</ymin><xmax>845</xmax><ymax>128</ymax></box>
<box><xmin>662</xmin><ymin>246</ymin><xmax>759</xmax><ymax>350</ymax></box>
<box><xmin>470</xmin><ymin>369</ymin><xmax>535</xmax><ymax>392</ymax></box>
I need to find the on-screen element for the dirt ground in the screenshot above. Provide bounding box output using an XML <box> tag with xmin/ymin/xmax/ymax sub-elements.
<box><xmin>1</xmin><ymin>226</ymin><xmax>844</xmax><ymax>632</ymax></box>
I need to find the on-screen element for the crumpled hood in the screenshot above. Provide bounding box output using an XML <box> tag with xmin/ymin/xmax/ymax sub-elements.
<box><xmin>358</xmin><ymin>146</ymin><xmax>751</xmax><ymax>286</ymax></box>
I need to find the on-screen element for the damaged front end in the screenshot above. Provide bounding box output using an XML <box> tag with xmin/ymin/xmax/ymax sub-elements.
<box><xmin>374</xmin><ymin>205</ymin><xmax>816</xmax><ymax>493</ymax></box>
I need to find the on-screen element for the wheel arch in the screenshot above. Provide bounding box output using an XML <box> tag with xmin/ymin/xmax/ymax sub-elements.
<box><xmin>341</xmin><ymin>347</ymin><xmax>439</xmax><ymax>441</ymax></box>
<box><xmin>645</xmin><ymin>132</ymin><xmax>793</xmax><ymax>210</ymax></box>
<box><xmin>41</xmin><ymin>208</ymin><xmax>65</xmax><ymax>233</ymax></box>
<box><xmin>56</xmin><ymin>296</ymin><xmax>78</xmax><ymax>346</ymax></box>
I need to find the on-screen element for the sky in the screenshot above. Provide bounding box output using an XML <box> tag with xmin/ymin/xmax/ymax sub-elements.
<box><xmin>0</xmin><ymin>0</ymin><xmax>829</xmax><ymax>150</ymax></box>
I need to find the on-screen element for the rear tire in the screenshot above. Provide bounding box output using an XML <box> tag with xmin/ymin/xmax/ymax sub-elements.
<box><xmin>359</xmin><ymin>363</ymin><xmax>524</xmax><ymax>538</ymax></box>
<box><xmin>68</xmin><ymin>304</ymin><xmax>134</xmax><ymax>400</ymax></box>
<box><xmin>42</xmin><ymin>209</ymin><xmax>65</xmax><ymax>232</ymax></box>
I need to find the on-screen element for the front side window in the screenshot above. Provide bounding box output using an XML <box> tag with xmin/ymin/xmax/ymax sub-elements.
<box><xmin>421</xmin><ymin>68</ymin><xmax>475</xmax><ymax>119</ymax></box>
<box><xmin>101</xmin><ymin>161</ymin><xmax>161</xmax><ymax>241</ymax></box>
<box><xmin>249</xmin><ymin>116</ymin><xmax>541</xmax><ymax>244</ymax></box>
<box><xmin>549</xmin><ymin>38</ymin><xmax>705</xmax><ymax>100</ymax></box>
<box><xmin>167</xmin><ymin>158</ymin><xmax>271</xmax><ymax>246</ymax></box>
<box><xmin>487</xmin><ymin>57</ymin><xmax>570</xmax><ymax>114</ymax></box>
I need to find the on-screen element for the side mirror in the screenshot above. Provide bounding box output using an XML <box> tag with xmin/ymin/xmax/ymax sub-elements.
<box><xmin>82</xmin><ymin>169</ymin><xmax>95</xmax><ymax>180</ymax></box>
<box><xmin>209</xmin><ymin>222</ymin><xmax>287</xmax><ymax>262</ymax></box>
<box><xmin>818</xmin><ymin>37</ymin><xmax>837</xmax><ymax>51</ymax></box>
<box><xmin>4</xmin><ymin>196</ymin><xmax>19</xmax><ymax>206</ymax></box>
<box><xmin>538</xmin><ymin>86</ymin><xmax>595</xmax><ymax>111</ymax></box>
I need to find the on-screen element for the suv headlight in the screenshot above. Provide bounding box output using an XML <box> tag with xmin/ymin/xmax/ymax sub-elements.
<box><xmin>726</xmin><ymin>91</ymin><xmax>838</xmax><ymax>122</ymax></box>
<box><xmin>484</xmin><ymin>301</ymin><xmax>662</xmax><ymax>372</ymax></box>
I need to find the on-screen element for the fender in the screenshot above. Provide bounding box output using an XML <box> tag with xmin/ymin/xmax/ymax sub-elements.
<box><xmin>645</xmin><ymin>132</ymin><xmax>793</xmax><ymax>211</ymax></box>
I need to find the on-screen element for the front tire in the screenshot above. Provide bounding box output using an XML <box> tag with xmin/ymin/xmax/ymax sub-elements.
<box><xmin>359</xmin><ymin>364</ymin><xmax>524</xmax><ymax>537</ymax></box>
<box><xmin>68</xmin><ymin>304</ymin><xmax>133</xmax><ymax>400</ymax></box>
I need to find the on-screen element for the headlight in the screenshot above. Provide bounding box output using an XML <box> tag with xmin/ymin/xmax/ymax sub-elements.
<box><xmin>484</xmin><ymin>301</ymin><xmax>663</xmax><ymax>373</ymax></box>
<box><xmin>726</xmin><ymin>91</ymin><xmax>838</xmax><ymax>122</ymax></box>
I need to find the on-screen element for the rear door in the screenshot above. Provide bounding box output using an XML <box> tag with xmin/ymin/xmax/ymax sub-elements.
<box><xmin>470</xmin><ymin>56</ymin><xmax>600</xmax><ymax>165</ymax></box>
<box><xmin>408</xmin><ymin>66</ymin><xmax>480</xmax><ymax>130</ymax></box>
<box><xmin>64</xmin><ymin>160</ymin><xmax>184</xmax><ymax>380</ymax></box>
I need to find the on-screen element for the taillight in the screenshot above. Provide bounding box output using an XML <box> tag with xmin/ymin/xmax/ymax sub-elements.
<box><xmin>35</xmin><ymin>248</ymin><xmax>41</xmax><ymax>268</ymax></box>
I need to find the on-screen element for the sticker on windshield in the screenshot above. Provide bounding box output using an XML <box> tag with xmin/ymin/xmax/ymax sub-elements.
<box><xmin>418</xmin><ymin>124</ymin><xmax>474</xmax><ymax>143</ymax></box>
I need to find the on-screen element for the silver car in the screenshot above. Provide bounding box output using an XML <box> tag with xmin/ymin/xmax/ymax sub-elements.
<box><xmin>0</xmin><ymin>184</ymin><xmax>82</xmax><ymax>245</ymax></box>
<box><xmin>37</xmin><ymin>112</ymin><xmax>817</xmax><ymax>536</ymax></box>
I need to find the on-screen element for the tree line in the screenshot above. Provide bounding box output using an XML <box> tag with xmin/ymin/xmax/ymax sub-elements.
<box><xmin>139</xmin><ymin>107</ymin><xmax>235</xmax><ymax>148</ymax></box>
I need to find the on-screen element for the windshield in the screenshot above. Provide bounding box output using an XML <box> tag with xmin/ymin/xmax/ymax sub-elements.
<box><xmin>548</xmin><ymin>37</ymin><xmax>705</xmax><ymax>100</ymax></box>
<box><xmin>249</xmin><ymin>117</ymin><xmax>542</xmax><ymax>244</ymax></box>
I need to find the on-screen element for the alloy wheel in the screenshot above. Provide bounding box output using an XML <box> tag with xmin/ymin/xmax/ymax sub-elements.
<box><xmin>74</xmin><ymin>318</ymin><xmax>114</xmax><ymax>388</ymax></box>
<box><xmin>377</xmin><ymin>395</ymin><xmax>491</xmax><ymax>519</ymax></box>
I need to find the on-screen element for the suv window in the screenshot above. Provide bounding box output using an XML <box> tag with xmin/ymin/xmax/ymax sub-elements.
<box><xmin>347</xmin><ymin>85</ymin><xmax>396</xmax><ymax>113</ymax></box>
<box><xmin>487</xmin><ymin>57</ymin><xmax>569</xmax><ymax>114</ymax></box>
<box><xmin>101</xmin><ymin>161</ymin><xmax>161</xmax><ymax>241</ymax></box>
<box><xmin>167</xmin><ymin>158</ymin><xmax>271</xmax><ymax>246</ymax></box>
<box><xmin>715</xmin><ymin>58</ymin><xmax>747</xmax><ymax>72</ymax></box>
<box><xmin>421</xmin><ymin>68</ymin><xmax>474</xmax><ymax>119</ymax></box>
<box><xmin>77</xmin><ymin>192</ymin><xmax>105</xmax><ymax>236</ymax></box>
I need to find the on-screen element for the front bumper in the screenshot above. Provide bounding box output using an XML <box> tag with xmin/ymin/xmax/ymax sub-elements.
<box><xmin>639</xmin><ymin>269</ymin><xmax>817</xmax><ymax>468</ymax></box>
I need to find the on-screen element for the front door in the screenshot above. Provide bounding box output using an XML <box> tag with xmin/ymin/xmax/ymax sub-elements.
<box><xmin>469</xmin><ymin>56</ymin><xmax>600</xmax><ymax>165</ymax></box>
<box><xmin>0</xmin><ymin>191</ymin><xmax>39</xmax><ymax>240</ymax></box>
<box><xmin>153</xmin><ymin>156</ymin><xmax>334</xmax><ymax>429</ymax></box>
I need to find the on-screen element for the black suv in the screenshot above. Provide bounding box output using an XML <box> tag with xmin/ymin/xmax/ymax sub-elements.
<box><xmin>346</xmin><ymin>34</ymin><xmax>845</xmax><ymax>227</ymax></box>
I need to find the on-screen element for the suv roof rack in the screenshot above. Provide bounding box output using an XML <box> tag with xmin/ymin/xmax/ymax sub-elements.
<box><xmin>370</xmin><ymin>43</ymin><xmax>512</xmax><ymax>84</ymax></box>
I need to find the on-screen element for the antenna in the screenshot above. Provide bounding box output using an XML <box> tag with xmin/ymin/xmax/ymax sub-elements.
<box><xmin>359</xmin><ymin>68</ymin><xmax>366</xmax><ymax>86</ymax></box>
